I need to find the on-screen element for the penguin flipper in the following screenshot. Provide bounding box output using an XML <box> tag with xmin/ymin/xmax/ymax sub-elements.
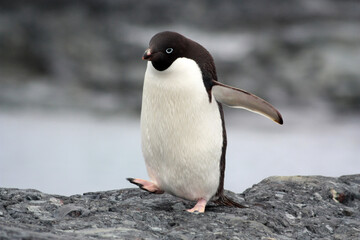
<box><xmin>212</xmin><ymin>81</ymin><xmax>283</xmax><ymax>125</ymax></box>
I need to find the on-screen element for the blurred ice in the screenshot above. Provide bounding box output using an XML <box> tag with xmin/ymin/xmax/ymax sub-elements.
<box><xmin>1</xmin><ymin>108</ymin><xmax>359</xmax><ymax>196</ymax></box>
<box><xmin>0</xmin><ymin>111</ymin><xmax>145</xmax><ymax>195</ymax></box>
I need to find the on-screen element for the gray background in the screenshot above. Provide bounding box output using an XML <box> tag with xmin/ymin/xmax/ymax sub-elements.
<box><xmin>1</xmin><ymin>0</ymin><xmax>359</xmax><ymax>196</ymax></box>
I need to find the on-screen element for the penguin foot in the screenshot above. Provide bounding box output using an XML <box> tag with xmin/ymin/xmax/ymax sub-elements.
<box><xmin>186</xmin><ymin>198</ymin><xmax>207</xmax><ymax>213</ymax></box>
<box><xmin>126</xmin><ymin>178</ymin><xmax>164</xmax><ymax>194</ymax></box>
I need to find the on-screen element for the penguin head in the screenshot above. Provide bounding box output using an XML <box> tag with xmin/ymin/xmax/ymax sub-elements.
<box><xmin>143</xmin><ymin>31</ymin><xmax>217</xmax><ymax>82</ymax></box>
<box><xmin>142</xmin><ymin>31</ymin><xmax>190</xmax><ymax>71</ymax></box>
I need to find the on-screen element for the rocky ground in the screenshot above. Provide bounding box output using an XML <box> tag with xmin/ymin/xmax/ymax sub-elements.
<box><xmin>1</xmin><ymin>175</ymin><xmax>359</xmax><ymax>239</ymax></box>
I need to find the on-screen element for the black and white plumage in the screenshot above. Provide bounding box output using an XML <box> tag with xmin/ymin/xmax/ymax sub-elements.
<box><xmin>128</xmin><ymin>31</ymin><xmax>283</xmax><ymax>213</ymax></box>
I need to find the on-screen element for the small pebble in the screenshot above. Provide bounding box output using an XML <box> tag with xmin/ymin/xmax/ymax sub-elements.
<box><xmin>313</xmin><ymin>192</ymin><xmax>322</xmax><ymax>201</ymax></box>
<box><xmin>325</xmin><ymin>225</ymin><xmax>334</xmax><ymax>233</ymax></box>
<box><xmin>285</xmin><ymin>212</ymin><xmax>296</xmax><ymax>220</ymax></box>
<box><xmin>275</xmin><ymin>193</ymin><xmax>284</xmax><ymax>199</ymax></box>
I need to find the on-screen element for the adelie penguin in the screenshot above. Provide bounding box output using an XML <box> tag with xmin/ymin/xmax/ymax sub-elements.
<box><xmin>128</xmin><ymin>31</ymin><xmax>283</xmax><ymax>213</ymax></box>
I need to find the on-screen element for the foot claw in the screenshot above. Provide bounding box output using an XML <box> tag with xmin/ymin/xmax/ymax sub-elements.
<box><xmin>126</xmin><ymin>178</ymin><xmax>164</xmax><ymax>194</ymax></box>
<box><xmin>126</xmin><ymin>178</ymin><xmax>143</xmax><ymax>188</ymax></box>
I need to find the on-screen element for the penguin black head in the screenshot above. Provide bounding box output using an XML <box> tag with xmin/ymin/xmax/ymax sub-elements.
<box><xmin>142</xmin><ymin>31</ymin><xmax>188</xmax><ymax>71</ymax></box>
<box><xmin>142</xmin><ymin>31</ymin><xmax>217</xmax><ymax>80</ymax></box>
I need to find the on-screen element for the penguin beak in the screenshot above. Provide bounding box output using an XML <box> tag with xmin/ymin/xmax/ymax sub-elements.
<box><xmin>142</xmin><ymin>48</ymin><xmax>152</xmax><ymax>60</ymax></box>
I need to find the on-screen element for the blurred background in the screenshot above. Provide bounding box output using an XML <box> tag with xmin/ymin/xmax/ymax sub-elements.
<box><xmin>0</xmin><ymin>0</ymin><xmax>359</xmax><ymax>196</ymax></box>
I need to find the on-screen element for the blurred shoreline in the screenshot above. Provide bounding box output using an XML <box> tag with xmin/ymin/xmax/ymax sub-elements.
<box><xmin>1</xmin><ymin>107</ymin><xmax>359</xmax><ymax>196</ymax></box>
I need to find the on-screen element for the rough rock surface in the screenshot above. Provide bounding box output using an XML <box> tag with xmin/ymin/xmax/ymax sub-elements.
<box><xmin>1</xmin><ymin>175</ymin><xmax>359</xmax><ymax>239</ymax></box>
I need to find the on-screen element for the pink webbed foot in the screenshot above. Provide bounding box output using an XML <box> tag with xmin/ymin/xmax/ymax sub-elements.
<box><xmin>186</xmin><ymin>198</ymin><xmax>207</xmax><ymax>213</ymax></box>
<box><xmin>127</xmin><ymin>178</ymin><xmax>164</xmax><ymax>194</ymax></box>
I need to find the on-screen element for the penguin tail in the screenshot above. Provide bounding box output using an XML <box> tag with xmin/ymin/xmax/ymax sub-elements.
<box><xmin>213</xmin><ymin>195</ymin><xmax>248</xmax><ymax>208</ymax></box>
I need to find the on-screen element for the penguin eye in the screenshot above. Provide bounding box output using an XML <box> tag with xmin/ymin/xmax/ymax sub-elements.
<box><xmin>165</xmin><ymin>48</ymin><xmax>173</xmax><ymax>54</ymax></box>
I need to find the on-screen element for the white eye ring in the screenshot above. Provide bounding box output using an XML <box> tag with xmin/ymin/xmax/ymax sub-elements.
<box><xmin>166</xmin><ymin>48</ymin><xmax>173</xmax><ymax>54</ymax></box>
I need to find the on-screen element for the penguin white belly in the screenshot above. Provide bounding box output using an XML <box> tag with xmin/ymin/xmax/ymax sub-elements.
<box><xmin>141</xmin><ymin>58</ymin><xmax>223</xmax><ymax>201</ymax></box>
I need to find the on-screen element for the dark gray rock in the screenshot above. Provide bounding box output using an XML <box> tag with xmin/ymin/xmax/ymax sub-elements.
<box><xmin>1</xmin><ymin>175</ymin><xmax>359</xmax><ymax>239</ymax></box>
